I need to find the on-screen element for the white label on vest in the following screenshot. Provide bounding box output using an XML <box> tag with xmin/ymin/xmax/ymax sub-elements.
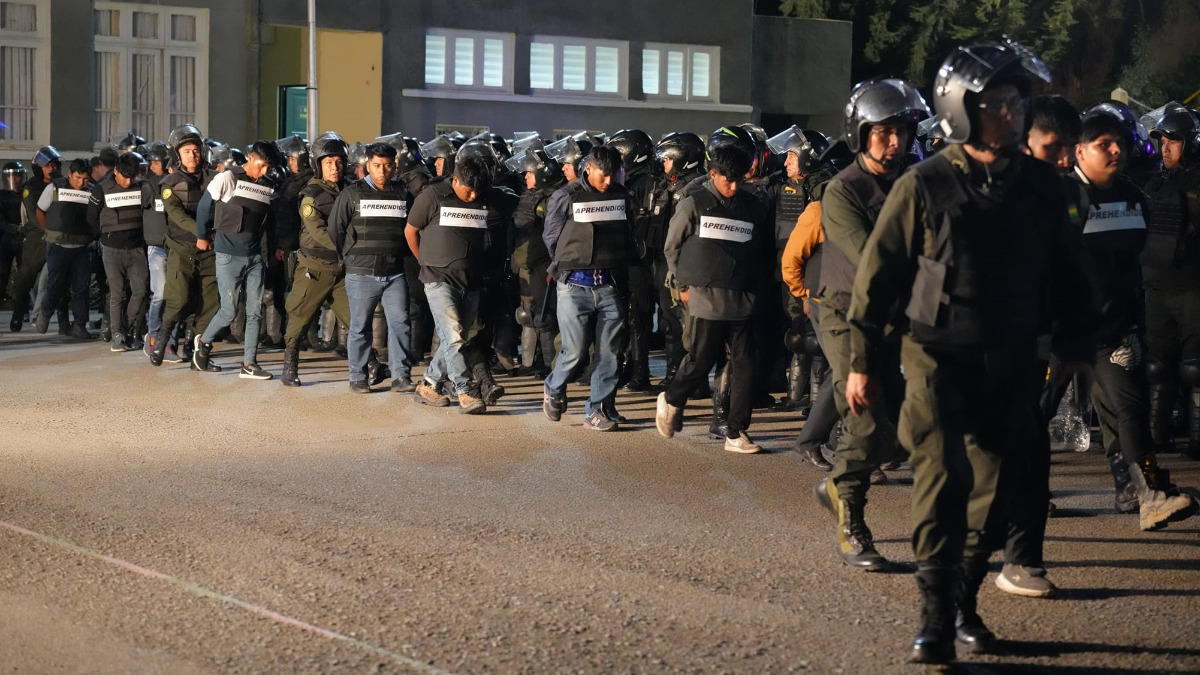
<box><xmin>155</xmin><ymin>199</ymin><xmax>164</xmax><ymax>212</ymax></box>
<box><xmin>1083</xmin><ymin>201</ymin><xmax>1147</xmax><ymax>234</ymax></box>
<box><xmin>57</xmin><ymin>189</ymin><xmax>91</xmax><ymax>204</ymax></box>
<box><xmin>232</xmin><ymin>180</ymin><xmax>273</xmax><ymax>204</ymax></box>
<box><xmin>359</xmin><ymin>199</ymin><xmax>408</xmax><ymax>218</ymax></box>
<box><xmin>438</xmin><ymin>206</ymin><xmax>488</xmax><ymax>229</ymax></box>
<box><xmin>104</xmin><ymin>191</ymin><xmax>142</xmax><ymax>209</ymax></box>
<box><xmin>698</xmin><ymin>216</ymin><xmax>754</xmax><ymax>243</ymax></box>
<box><xmin>572</xmin><ymin>199</ymin><xmax>626</xmax><ymax>223</ymax></box>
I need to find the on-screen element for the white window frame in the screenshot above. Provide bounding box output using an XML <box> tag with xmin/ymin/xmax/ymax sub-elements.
<box><xmin>0</xmin><ymin>0</ymin><xmax>51</xmax><ymax>151</ymax></box>
<box><xmin>423</xmin><ymin>28</ymin><xmax>514</xmax><ymax>93</ymax></box>
<box><xmin>641</xmin><ymin>42</ymin><xmax>720</xmax><ymax>103</ymax></box>
<box><xmin>529</xmin><ymin>35</ymin><xmax>629</xmax><ymax>100</ymax></box>
<box><xmin>92</xmin><ymin>2</ymin><xmax>209</xmax><ymax>146</ymax></box>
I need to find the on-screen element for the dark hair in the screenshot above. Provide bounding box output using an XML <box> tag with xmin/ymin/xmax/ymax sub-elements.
<box><xmin>364</xmin><ymin>142</ymin><xmax>398</xmax><ymax>162</ymax></box>
<box><xmin>453</xmin><ymin>155</ymin><xmax>492</xmax><ymax>191</ymax></box>
<box><xmin>68</xmin><ymin>158</ymin><xmax>90</xmax><ymax>175</ymax></box>
<box><xmin>1031</xmin><ymin>95</ymin><xmax>1081</xmax><ymax>144</ymax></box>
<box><xmin>248</xmin><ymin>140</ymin><xmax>284</xmax><ymax>166</ymax></box>
<box><xmin>585</xmin><ymin>145</ymin><xmax>622</xmax><ymax>177</ymax></box>
<box><xmin>98</xmin><ymin>147</ymin><xmax>118</xmax><ymax>168</ymax></box>
<box><xmin>707</xmin><ymin>144</ymin><xmax>752</xmax><ymax>181</ymax></box>
<box><xmin>1079</xmin><ymin>113</ymin><xmax>1128</xmax><ymax>146</ymax></box>
<box><xmin>89</xmin><ymin>156</ymin><xmax>103</xmax><ymax>170</ymax></box>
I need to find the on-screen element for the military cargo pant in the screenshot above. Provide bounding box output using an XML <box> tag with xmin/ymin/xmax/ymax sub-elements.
<box><xmin>10</xmin><ymin>228</ymin><xmax>45</xmax><ymax>321</ymax></box>
<box><xmin>820</xmin><ymin>295</ymin><xmax>904</xmax><ymax>504</ymax></box>
<box><xmin>284</xmin><ymin>255</ymin><xmax>350</xmax><ymax>351</ymax></box>
<box><xmin>900</xmin><ymin>337</ymin><xmax>1041</xmax><ymax>565</ymax></box>
<box><xmin>159</xmin><ymin>237</ymin><xmax>219</xmax><ymax>339</ymax></box>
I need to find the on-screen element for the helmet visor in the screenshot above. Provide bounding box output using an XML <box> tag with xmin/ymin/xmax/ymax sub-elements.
<box><xmin>419</xmin><ymin>136</ymin><xmax>455</xmax><ymax>159</ymax></box>
<box><xmin>504</xmin><ymin>149</ymin><xmax>541</xmax><ymax>175</ymax></box>
<box><xmin>945</xmin><ymin>38</ymin><xmax>1051</xmax><ymax>94</ymax></box>
<box><xmin>766</xmin><ymin>126</ymin><xmax>806</xmax><ymax>155</ymax></box>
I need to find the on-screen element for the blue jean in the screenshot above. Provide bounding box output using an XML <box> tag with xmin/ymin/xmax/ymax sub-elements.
<box><xmin>146</xmin><ymin>245</ymin><xmax>168</xmax><ymax>336</ymax></box>
<box><xmin>201</xmin><ymin>252</ymin><xmax>264</xmax><ymax>364</ymax></box>
<box><xmin>423</xmin><ymin>281</ymin><xmax>479</xmax><ymax>394</ymax></box>
<box><xmin>345</xmin><ymin>272</ymin><xmax>414</xmax><ymax>384</ymax></box>
<box><xmin>544</xmin><ymin>282</ymin><xmax>626</xmax><ymax>416</ymax></box>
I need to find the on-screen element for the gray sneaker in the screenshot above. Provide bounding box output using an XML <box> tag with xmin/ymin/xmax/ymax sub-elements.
<box><xmin>995</xmin><ymin>563</ymin><xmax>1056</xmax><ymax>598</ymax></box>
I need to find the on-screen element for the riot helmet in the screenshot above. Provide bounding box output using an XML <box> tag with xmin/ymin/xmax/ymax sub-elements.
<box><xmin>31</xmin><ymin>145</ymin><xmax>62</xmax><ymax>181</ymax></box>
<box><xmin>143</xmin><ymin>141</ymin><xmax>169</xmax><ymax>164</ymax></box>
<box><xmin>656</xmin><ymin>132</ymin><xmax>705</xmax><ymax>175</ymax></box>
<box><xmin>705</xmin><ymin>126</ymin><xmax>756</xmax><ymax>168</ymax></box>
<box><xmin>606</xmin><ymin>128</ymin><xmax>655</xmax><ymax>174</ymax></box>
<box><xmin>504</xmin><ymin>148</ymin><xmax>563</xmax><ymax>189</ymax></box>
<box><xmin>914</xmin><ymin>115</ymin><xmax>947</xmax><ymax>158</ymax></box>
<box><xmin>376</xmin><ymin>132</ymin><xmax>425</xmax><ymax>174</ymax></box>
<box><xmin>765</xmin><ymin>126</ymin><xmax>830</xmax><ymax>174</ymax></box>
<box><xmin>545</xmin><ymin>134</ymin><xmax>595</xmax><ymax>177</ymax></box>
<box><xmin>843</xmin><ymin>78</ymin><xmax>930</xmax><ymax>161</ymax></box>
<box><xmin>457</xmin><ymin>139</ymin><xmax>502</xmax><ymax>179</ymax></box>
<box><xmin>420</xmin><ymin>135</ymin><xmax>458</xmax><ymax>176</ymax></box>
<box><xmin>309</xmin><ymin>131</ymin><xmax>350</xmax><ymax>175</ymax></box>
<box><xmin>1143</xmin><ymin>101</ymin><xmax>1200</xmax><ymax>166</ymax></box>
<box><xmin>2</xmin><ymin>162</ymin><xmax>25</xmax><ymax>192</ymax></box>
<box><xmin>511</xmin><ymin>132</ymin><xmax>544</xmax><ymax>156</ymax></box>
<box><xmin>1084</xmin><ymin>100</ymin><xmax>1155</xmax><ymax>156</ymax></box>
<box><xmin>167</xmin><ymin>124</ymin><xmax>208</xmax><ymax>169</ymax></box>
<box><xmin>113</xmin><ymin>131</ymin><xmax>146</xmax><ymax>153</ymax></box>
<box><xmin>739</xmin><ymin>123</ymin><xmax>771</xmax><ymax>177</ymax></box>
<box><xmin>115</xmin><ymin>151</ymin><xmax>147</xmax><ymax>180</ymax></box>
<box><xmin>932</xmin><ymin>36</ymin><xmax>1050</xmax><ymax>146</ymax></box>
<box><xmin>274</xmin><ymin>134</ymin><xmax>311</xmax><ymax>172</ymax></box>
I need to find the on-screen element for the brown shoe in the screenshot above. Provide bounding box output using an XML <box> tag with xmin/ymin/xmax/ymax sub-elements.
<box><xmin>458</xmin><ymin>390</ymin><xmax>487</xmax><ymax>415</ymax></box>
<box><xmin>414</xmin><ymin>381</ymin><xmax>450</xmax><ymax>407</ymax></box>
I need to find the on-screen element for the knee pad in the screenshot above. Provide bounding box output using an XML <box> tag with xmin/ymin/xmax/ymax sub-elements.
<box><xmin>802</xmin><ymin>333</ymin><xmax>823</xmax><ymax>357</ymax></box>
<box><xmin>1145</xmin><ymin>358</ymin><xmax>1172</xmax><ymax>385</ymax></box>
<box><xmin>784</xmin><ymin>327</ymin><xmax>805</xmax><ymax>355</ymax></box>
<box><xmin>514</xmin><ymin>304</ymin><xmax>533</xmax><ymax>327</ymax></box>
<box><xmin>1180</xmin><ymin>359</ymin><xmax>1200</xmax><ymax>388</ymax></box>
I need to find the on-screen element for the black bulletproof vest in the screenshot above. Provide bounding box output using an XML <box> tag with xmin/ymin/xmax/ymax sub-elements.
<box><xmin>419</xmin><ymin>181</ymin><xmax>489</xmax><ymax>270</ymax></box>
<box><xmin>773</xmin><ymin>178</ymin><xmax>808</xmax><ymax>249</ymax></box>
<box><xmin>675</xmin><ymin>187</ymin><xmax>760</xmax><ymax>291</ymax></box>
<box><xmin>298</xmin><ymin>180</ymin><xmax>340</xmax><ymax>261</ymax></box>
<box><xmin>555</xmin><ymin>182</ymin><xmax>631</xmax><ymax>272</ymax></box>
<box><xmin>0</xmin><ymin>190</ymin><xmax>21</xmax><ymax>234</ymax></box>
<box><xmin>97</xmin><ymin>177</ymin><xmax>144</xmax><ymax>234</ymax></box>
<box><xmin>512</xmin><ymin>185</ymin><xmax>555</xmax><ymax>269</ymax></box>
<box><xmin>21</xmin><ymin>179</ymin><xmax>49</xmax><ymax>232</ymax></box>
<box><xmin>162</xmin><ymin>169</ymin><xmax>213</xmax><ymax>244</ymax></box>
<box><xmin>214</xmin><ymin>166</ymin><xmax>274</xmax><ymax>237</ymax></box>
<box><xmin>343</xmin><ymin>180</ymin><xmax>410</xmax><ymax>275</ymax></box>
<box><xmin>142</xmin><ymin>173</ymin><xmax>168</xmax><ymax>247</ymax></box>
<box><xmin>44</xmin><ymin>179</ymin><xmax>92</xmax><ymax>237</ymax></box>
<box><xmin>1143</xmin><ymin>169</ymin><xmax>1198</xmax><ymax>269</ymax></box>
<box><xmin>819</xmin><ymin>160</ymin><xmax>891</xmax><ymax>300</ymax></box>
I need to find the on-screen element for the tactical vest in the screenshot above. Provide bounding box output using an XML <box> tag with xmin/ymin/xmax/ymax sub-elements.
<box><xmin>44</xmin><ymin>179</ymin><xmax>92</xmax><ymax>238</ymax></box>
<box><xmin>773</xmin><ymin>178</ymin><xmax>808</xmax><ymax>249</ymax></box>
<box><xmin>1143</xmin><ymin>169</ymin><xmax>1200</xmax><ymax>273</ymax></box>
<box><xmin>627</xmin><ymin>170</ymin><xmax>666</xmax><ymax>261</ymax></box>
<box><xmin>819</xmin><ymin>161</ymin><xmax>891</xmax><ymax>301</ymax></box>
<box><xmin>97</xmin><ymin>177</ymin><xmax>144</xmax><ymax>234</ymax></box>
<box><xmin>298</xmin><ymin>180</ymin><xmax>340</xmax><ymax>262</ymax></box>
<box><xmin>142</xmin><ymin>173</ymin><xmax>168</xmax><ymax>247</ymax></box>
<box><xmin>555</xmin><ymin>182</ymin><xmax>631</xmax><ymax>272</ymax></box>
<box><xmin>0</xmin><ymin>190</ymin><xmax>21</xmax><ymax>235</ymax></box>
<box><xmin>343</xmin><ymin>180</ymin><xmax>410</xmax><ymax>276</ymax></box>
<box><xmin>162</xmin><ymin>170</ymin><xmax>212</xmax><ymax>244</ymax></box>
<box><xmin>512</xmin><ymin>185</ymin><xmax>555</xmax><ymax>269</ymax></box>
<box><xmin>21</xmin><ymin>180</ymin><xmax>49</xmax><ymax>232</ymax></box>
<box><xmin>214</xmin><ymin>166</ymin><xmax>275</xmax><ymax>237</ymax></box>
<box><xmin>675</xmin><ymin>188</ymin><xmax>760</xmax><ymax>291</ymax></box>
<box><xmin>902</xmin><ymin>152</ymin><xmax>1061</xmax><ymax>351</ymax></box>
<box><xmin>419</xmin><ymin>181</ymin><xmax>490</xmax><ymax>270</ymax></box>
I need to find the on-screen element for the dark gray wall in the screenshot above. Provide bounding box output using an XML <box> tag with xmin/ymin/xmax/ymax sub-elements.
<box><xmin>752</xmin><ymin>16</ymin><xmax>852</xmax><ymax>117</ymax></box>
<box><xmin>49</xmin><ymin>2</ymin><xmax>94</xmax><ymax>153</ymax></box>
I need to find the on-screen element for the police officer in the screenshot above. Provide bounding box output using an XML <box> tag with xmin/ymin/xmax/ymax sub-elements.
<box><xmin>846</xmin><ymin>39</ymin><xmax>1096</xmax><ymax>663</ymax></box>
<box><xmin>88</xmin><ymin>152</ymin><xmax>150</xmax><ymax>352</ymax></box>
<box><xmin>545</xmin><ymin>134</ymin><xmax>596</xmax><ymax>184</ymax></box>
<box><xmin>328</xmin><ymin>142</ymin><xmax>418</xmax><ymax>394</ymax></box>
<box><xmin>606</xmin><ymin>129</ymin><xmax>660</xmax><ymax>392</ymax></box>
<box><xmin>192</xmin><ymin>140</ymin><xmax>283</xmax><ymax>379</ymax></box>
<box><xmin>655</xmin><ymin>143</ymin><xmax>772</xmax><ymax>453</ymax></box>
<box><xmin>0</xmin><ymin>162</ymin><xmax>24</xmax><ymax>310</ymax></box>
<box><xmin>507</xmin><ymin>147</ymin><xmax>565</xmax><ymax>377</ymax></box>
<box><xmin>1142</xmin><ymin>102</ymin><xmax>1200</xmax><ymax>460</ymax></box>
<box><xmin>1070</xmin><ymin>112</ymin><xmax>1198</xmax><ymax>531</ymax></box>
<box><xmin>405</xmin><ymin>156</ymin><xmax>498</xmax><ymax>413</ymax></box>
<box><xmin>420</xmin><ymin>135</ymin><xmax>458</xmax><ymax>179</ymax></box>
<box><xmin>541</xmin><ymin>146</ymin><xmax>635</xmax><ymax>430</ymax></box>
<box><xmin>766</xmin><ymin>126</ymin><xmax>833</xmax><ymax>411</ymax></box>
<box><xmin>813</xmin><ymin>78</ymin><xmax>928</xmax><ymax>573</ymax></box>
<box><xmin>652</xmin><ymin>132</ymin><xmax>706</xmax><ymax>392</ymax></box>
<box><xmin>268</xmin><ymin>134</ymin><xmax>314</xmax><ymax>349</ymax></box>
<box><xmin>141</xmin><ymin>141</ymin><xmax>172</xmax><ymax>355</ymax></box>
<box><xmin>11</xmin><ymin>146</ymin><xmax>62</xmax><ymax>332</ymax></box>
<box><xmin>34</xmin><ymin>158</ymin><xmax>94</xmax><ymax>339</ymax></box>
<box><xmin>147</xmin><ymin>125</ymin><xmax>219</xmax><ymax>369</ymax></box>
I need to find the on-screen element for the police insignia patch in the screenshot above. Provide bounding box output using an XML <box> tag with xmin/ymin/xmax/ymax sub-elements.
<box><xmin>22</xmin><ymin>188</ymin><xmax>29</xmax><ymax>199</ymax></box>
<box><xmin>162</xmin><ymin>187</ymin><xmax>173</xmax><ymax>200</ymax></box>
<box><xmin>301</xmin><ymin>203</ymin><xmax>315</xmax><ymax>218</ymax></box>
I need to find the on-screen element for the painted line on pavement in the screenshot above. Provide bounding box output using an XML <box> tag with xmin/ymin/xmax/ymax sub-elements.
<box><xmin>0</xmin><ymin>519</ymin><xmax>456</xmax><ymax>675</ymax></box>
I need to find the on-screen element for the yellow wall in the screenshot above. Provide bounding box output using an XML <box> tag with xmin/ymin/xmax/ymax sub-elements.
<box><xmin>259</xmin><ymin>26</ymin><xmax>382</xmax><ymax>142</ymax></box>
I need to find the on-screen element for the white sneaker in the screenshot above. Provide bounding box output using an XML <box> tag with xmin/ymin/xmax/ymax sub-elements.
<box><xmin>724</xmin><ymin>431</ymin><xmax>762</xmax><ymax>454</ymax></box>
<box><xmin>655</xmin><ymin>392</ymin><xmax>682</xmax><ymax>439</ymax></box>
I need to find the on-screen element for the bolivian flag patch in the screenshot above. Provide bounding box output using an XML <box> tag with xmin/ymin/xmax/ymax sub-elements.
<box><xmin>1067</xmin><ymin>202</ymin><xmax>1082</xmax><ymax>226</ymax></box>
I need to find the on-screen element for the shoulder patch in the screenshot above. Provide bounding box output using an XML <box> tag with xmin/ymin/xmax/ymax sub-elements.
<box><xmin>22</xmin><ymin>188</ymin><xmax>29</xmax><ymax>199</ymax></box>
<box><xmin>300</xmin><ymin>201</ymin><xmax>315</xmax><ymax>218</ymax></box>
<box><xmin>161</xmin><ymin>187</ymin><xmax>173</xmax><ymax>200</ymax></box>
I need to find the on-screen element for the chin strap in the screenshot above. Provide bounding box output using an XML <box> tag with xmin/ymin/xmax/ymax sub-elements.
<box><xmin>863</xmin><ymin>150</ymin><xmax>905</xmax><ymax>172</ymax></box>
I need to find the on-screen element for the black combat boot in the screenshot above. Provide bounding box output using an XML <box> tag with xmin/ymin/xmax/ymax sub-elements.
<box><xmin>911</xmin><ymin>564</ymin><xmax>957</xmax><ymax>664</ymax></box>
<box><xmin>772</xmin><ymin>355</ymin><xmax>811</xmax><ymax>411</ymax></box>
<box><xmin>623</xmin><ymin>314</ymin><xmax>651</xmax><ymax>392</ymax></box>
<box><xmin>148</xmin><ymin>326</ymin><xmax>170</xmax><ymax>366</ymax></box>
<box><xmin>1108</xmin><ymin>452</ymin><xmax>1138</xmax><ymax>514</ymax></box>
<box><xmin>474</xmin><ymin>361</ymin><xmax>505</xmax><ymax>404</ymax></box>
<box><xmin>708</xmin><ymin>366</ymin><xmax>731</xmax><ymax>439</ymax></box>
<box><xmin>1146</xmin><ymin>366</ymin><xmax>1175</xmax><ymax>453</ymax></box>
<box><xmin>280</xmin><ymin>345</ymin><xmax>301</xmax><ymax>387</ymax></box>
<box><xmin>815</xmin><ymin>478</ymin><xmax>888</xmax><ymax>571</ymax></box>
<box><xmin>955</xmin><ymin>554</ymin><xmax>996</xmax><ymax>654</ymax></box>
<box><xmin>656</xmin><ymin>362</ymin><xmax>678</xmax><ymax>394</ymax></box>
<box><xmin>367</xmin><ymin>348</ymin><xmax>390</xmax><ymax>386</ymax></box>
